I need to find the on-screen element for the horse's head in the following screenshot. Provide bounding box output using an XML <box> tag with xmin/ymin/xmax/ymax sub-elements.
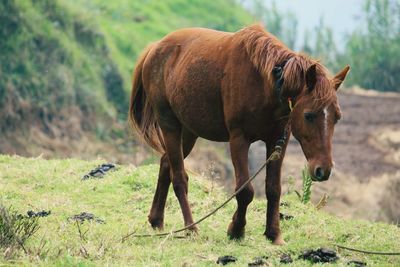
<box><xmin>290</xmin><ymin>64</ymin><xmax>350</xmax><ymax>182</ymax></box>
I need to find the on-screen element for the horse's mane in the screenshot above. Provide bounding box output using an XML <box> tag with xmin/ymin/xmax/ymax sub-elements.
<box><xmin>235</xmin><ymin>24</ymin><xmax>337</xmax><ymax>109</ymax></box>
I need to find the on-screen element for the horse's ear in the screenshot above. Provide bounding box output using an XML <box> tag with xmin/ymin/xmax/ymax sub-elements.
<box><xmin>333</xmin><ymin>65</ymin><xmax>350</xmax><ymax>91</ymax></box>
<box><xmin>305</xmin><ymin>64</ymin><xmax>317</xmax><ymax>92</ymax></box>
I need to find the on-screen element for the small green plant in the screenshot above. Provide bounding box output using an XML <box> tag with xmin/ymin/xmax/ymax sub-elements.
<box><xmin>0</xmin><ymin>204</ymin><xmax>40</xmax><ymax>252</ymax></box>
<box><xmin>301</xmin><ymin>166</ymin><xmax>313</xmax><ymax>204</ymax></box>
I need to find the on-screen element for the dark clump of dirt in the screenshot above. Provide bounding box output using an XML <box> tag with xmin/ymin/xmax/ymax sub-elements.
<box><xmin>82</xmin><ymin>163</ymin><xmax>116</xmax><ymax>180</ymax></box>
<box><xmin>279</xmin><ymin>213</ymin><xmax>294</xmax><ymax>220</ymax></box>
<box><xmin>347</xmin><ymin>260</ymin><xmax>367</xmax><ymax>267</ymax></box>
<box><xmin>280</xmin><ymin>254</ymin><xmax>293</xmax><ymax>264</ymax></box>
<box><xmin>17</xmin><ymin>210</ymin><xmax>51</xmax><ymax>219</ymax></box>
<box><xmin>299</xmin><ymin>248</ymin><xmax>339</xmax><ymax>263</ymax></box>
<box><xmin>68</xmin><ymin>212</ymin><xmax>105</xmax><ymax>224</ymax></box>
<box><xmin>217</xmin><ymin>255</ymin><xmax>237</xmax><ymax>265</ymax></box>
<box><xmin>248</xmin><ymin>256</ymin><xmax>268</xmax><ymax>266</ymax></box>
<box><xmin>27</xmin><ymin>210</ymin><xmax>51</xmax><ymax>218</ymax></box>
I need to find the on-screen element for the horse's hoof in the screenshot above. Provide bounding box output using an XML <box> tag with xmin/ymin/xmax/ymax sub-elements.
<box><xmin>265</xmin><ymin>232</ymin><xmax>285</xmax><ymax>245</ymax></box>
<box><xmin>185</xmin><ymin>225</ymin><xmax>199</xmax><ymax>236</ymax></box>
<box><xmin>227</xmin><ymin>222</ymin><xmax>245</xmax><ymax>240</ymax></box>
<box><xmin>187</xmin><ymin>224</ymin><xmax>198</xmax><ymax>232</ymax></box>
<box><xmin>148</xmin><ymin>216</ymin><xmax>164</xmax><ymax>230</ymax></box>
<box><xmin>272</xmin><ymin>237</ymin><xmax>286</xmax><ymax>245</ymax></box>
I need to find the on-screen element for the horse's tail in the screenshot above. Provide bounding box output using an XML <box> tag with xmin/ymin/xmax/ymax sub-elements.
<box><xmin>129</xmin><ymin>43</ymin><xmax>165</xmax><ymax>154</ymax></box>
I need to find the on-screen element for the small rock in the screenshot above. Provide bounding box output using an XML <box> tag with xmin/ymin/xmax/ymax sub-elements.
<box><xmin>217</xmin><ymin>255</ymin><xmax>237</xmax><ymax>265</ymax></box>
<box><xmin>248</xmin><ymin>256</ymin><xmax>268</xmax><ymax>266</ymax></box>
<box><xmin>280</xmin><ymin>254</ymin><xmax>293</xmax><ymax>264</ymax></box>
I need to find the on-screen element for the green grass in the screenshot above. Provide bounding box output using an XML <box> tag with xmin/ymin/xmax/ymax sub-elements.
<box><xmin>0</xmin><ymin>0</ymin><xmax>253</xmax><ymax>138</ymax></box>
<box><xmin>0</xmin><ymin>154</ymin><xmax>399</xmax><ymax>266</ymax></box>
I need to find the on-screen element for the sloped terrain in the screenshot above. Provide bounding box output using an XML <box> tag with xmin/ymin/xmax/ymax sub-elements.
<box><xmin>0</xmin><ymin>0</ymin><xmax>252</xmax><ymax>160</ymax></box>
<box><xmin>1</xmin><ymin>155</ymin><xmax>399</xmax><ymax>266</ymax></box>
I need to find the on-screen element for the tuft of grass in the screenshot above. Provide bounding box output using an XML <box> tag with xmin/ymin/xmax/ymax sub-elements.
<box><xmin>0</xmin><ymin>204</ymin><xmax>40</xmax><ymax>252</ymax></box>
<box><xmin>0</xmin><ymin>154</ymin><xmax>399</xmax><ymax>266</ymax></box>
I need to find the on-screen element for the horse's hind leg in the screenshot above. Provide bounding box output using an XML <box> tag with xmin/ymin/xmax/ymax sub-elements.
<box><xmin>227</xmin><ymin>131</ymin><xmax>254</xmax><ymax>239</ymax></box>
<box><xmin>148</xmin><ymin>129</ymin><xmax>197</xmax><ymax>230</ymax></box>
<box><xmin>158</xmin><ymin>125</ymin><xmax>197</xmax><ymax>231</ymax></box>
<box><xmin>148</xmin><ymin>154</ymin><xmax>170</xmax><ymax>229</ymax></box>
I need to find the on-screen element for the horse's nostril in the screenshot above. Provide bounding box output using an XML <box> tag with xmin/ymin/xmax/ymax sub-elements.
<box><xmin>315</xmin><ymin>167</ymin><xmax>324</xmax><ymax>180</ymax></box>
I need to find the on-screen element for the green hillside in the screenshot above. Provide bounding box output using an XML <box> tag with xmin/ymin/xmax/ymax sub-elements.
<box><xmin>1</xmin><ymin>155</ymin><xmax>399</xmax><ymax>266</ymax></box>
<box><xmin>0</xmin><ymin>0</ymin><xmax>252</xmax><ymax>155</ymax></box>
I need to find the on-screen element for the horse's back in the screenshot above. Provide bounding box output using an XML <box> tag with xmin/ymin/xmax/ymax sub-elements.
<box><xmin>142</xmin><ymin>28</ymin><xmax>236</xmax><ymax>141</ymax></box>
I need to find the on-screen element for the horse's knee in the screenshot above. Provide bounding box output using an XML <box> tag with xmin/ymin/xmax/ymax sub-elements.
<box><xmin>236</xmin><ymin>185</ymin><xmax>254</xmax><ymax>206</ymax></box>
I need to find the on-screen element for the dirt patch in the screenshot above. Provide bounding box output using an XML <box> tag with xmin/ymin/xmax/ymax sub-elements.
<box><xmin>299</xmin><ymin>248</ymin><xmax>339</xmax><ymax>263</ymax></box>
<box><xmin>82</xmin><ymin>163</ymin><xmax>116</xmax><ymax>180</ymax></box>
<box><xmin>369</xmin><ymin>127</ymin><xmax>400</xmax><ymax>166</ymax></box>
<box><xmin>248</xmin><ymin>256</ymin><xmax>268</xmax><ymax>266</ymax></box>
<box><xmin>280</xmin><ymin>254</ymin><xmax>293</xmax><ymax>264</ymax></box>
<box><xmin>68</xmin><ymin>212</ymin><xmax>105</xmax><ymax>224</ymax></box>
<box><xmin>26</xmin><ymin>210</ymin><xmax>51</xmax><ymax>218</ymax></box>
<box><xmin>279</xmin><ymin>213</ymin><xmax>294</xmax><ymax>220</ymax></box>
<box><xmin>216</xmin><ymin>255</ymin><xmax>237</xmax><ymax>265</ymax></box>
<box><xmin>347</xmin><ymin>260</ymin><xmax>367</xmax><ymax>267</ymax></box>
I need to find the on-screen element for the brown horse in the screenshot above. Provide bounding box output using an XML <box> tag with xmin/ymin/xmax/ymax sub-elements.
<box><xmin>129</xmin><ymin>24</ymin><xmax>350</xmax><ymax>245</ymax></box>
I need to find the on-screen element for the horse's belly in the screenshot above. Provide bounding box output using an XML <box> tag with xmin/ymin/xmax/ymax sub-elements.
<box><xmin>168</xmin><ymin>71</ymin><xmax>229</xmax><ymax>141</ymax></box>
<box><xmin>177</xmin><ymin>102</ymin><xmax>229</xmax><ymax>142</ymax></box>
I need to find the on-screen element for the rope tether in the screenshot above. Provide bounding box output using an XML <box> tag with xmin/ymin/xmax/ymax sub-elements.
<box><xmin>121</xmin><ymin>146</ymin><xmax>283</xmax><ymax>241</ymax></box>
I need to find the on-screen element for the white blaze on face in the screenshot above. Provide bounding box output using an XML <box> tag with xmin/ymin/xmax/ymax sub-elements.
<box><xmin>323</xmin><ymin>106</ymin><xmax>329</xmax><ymax>140</ymax></box>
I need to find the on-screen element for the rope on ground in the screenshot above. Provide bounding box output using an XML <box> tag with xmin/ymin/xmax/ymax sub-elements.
<box><xmin>121</xmin><ymin>146</ymin><xmax>283</xmax><ymax>242</ymax></box>
<box><xmin>335</xmin><ymin>244</ymin><xmax>400</xmax><ymax>256</ymax></box>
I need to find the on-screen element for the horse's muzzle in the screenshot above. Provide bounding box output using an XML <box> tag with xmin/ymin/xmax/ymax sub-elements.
<box><xmin>311</xmin><ymin>166</ymin><xmax>332</xmax><ymax>182</ymax></box>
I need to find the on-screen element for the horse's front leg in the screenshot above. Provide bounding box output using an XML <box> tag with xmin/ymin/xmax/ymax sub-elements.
<box><xmin>264</xmin><ymin>141</ymin><xmax>288</xmax><ymax>245</ymax></box>
<box><xmin>227</xmin><ymin>131</ymin><xmax>253</xmax><ymax>239</ymax></box>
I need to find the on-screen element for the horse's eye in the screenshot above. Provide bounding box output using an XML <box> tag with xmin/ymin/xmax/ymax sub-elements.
<box><xmin>304</xmin><ymin>112</ymin><xmax>316</xmax><ymax>122</ymax></box>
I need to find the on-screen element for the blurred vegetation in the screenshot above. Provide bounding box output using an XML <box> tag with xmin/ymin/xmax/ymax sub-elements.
<box><xmin>1</xmin><ymin>0</ymin><xmax>400</xmax><ymax>156</ymax></box>
<box><xmin>301</xmin><ymin>18</ymin><xmax>338</xmax><ymax>70</ymax></box>
<box><xmin>297</xmin><ymin>0</ymin><xmax>400</xmax><ymax>91</ymax></box>
<box><xmin>0</xmin><ymin>0</ymin><xmax>252</xmax><ymax>142</ymax></box>
<box><xmin>249</xmin><ymin>0</ymin><xmax>400</xmax><ymax>92</ymax></box>
<box><xmin>338</xmin><ymin>0</ymin><xmax>400</xmax><ymax>91</ymax></box>
<box><xmin>248</xmin><ymin>0</ymin><xmax>298</xmax><ymax>48</ymax></box>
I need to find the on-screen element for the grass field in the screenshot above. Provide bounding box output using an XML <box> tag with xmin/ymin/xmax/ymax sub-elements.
<box><xmin>1</xmin><ymin>155</ymin><xmax>399</xmax><ymax>266</ymax></box>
